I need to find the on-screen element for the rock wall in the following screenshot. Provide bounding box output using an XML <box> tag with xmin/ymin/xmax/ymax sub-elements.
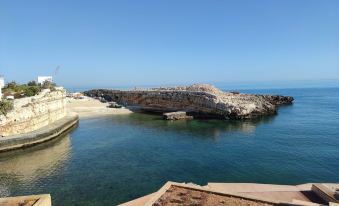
<box><xmin>0</xmin><ymin>88</ymin><xmax>67</xmax><ymax>137</ymax></box>
<box><xmin>84</xmin><ymin>84</ymin><xmax>293</xmax><ymax>120</ymax></box>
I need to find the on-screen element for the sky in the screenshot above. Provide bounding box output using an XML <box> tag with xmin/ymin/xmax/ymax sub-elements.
<box><xmin>0</xmin><ymin>0</ymin><xmax>338</xmax><ymax>88</ymax></box>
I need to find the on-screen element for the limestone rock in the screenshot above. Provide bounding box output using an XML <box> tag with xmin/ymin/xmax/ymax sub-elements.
<box><xmin>163</xmin><ymin>111</ymin><xmax>193</xmax><ymax>120</ymax></box>
<box><xmin>0</xmin><ymin>88</ymin><xmax>67</xmax><ymax>137</ymax></box>
<box><xmin>84</xmin><ymin>84</ymin><xmax>293</xmax><ymax>120</ymax></box>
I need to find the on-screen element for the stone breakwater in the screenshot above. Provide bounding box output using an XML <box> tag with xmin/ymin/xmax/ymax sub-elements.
<box><xmin>84</xmin><ymin>84</ymin><xmax>293</xmax><ymax>120</ymax></box>
<box><xmin>0</xmin><ymin>88</ymin><xmax>67</xmax><ymax>137</ymax></box>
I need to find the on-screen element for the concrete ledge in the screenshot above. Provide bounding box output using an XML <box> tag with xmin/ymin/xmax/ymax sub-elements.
<box><xmin>0</xmin><ymin>194</ymin><xmax>51</xmax><ymax>206</ymax></box>
<box><xmin>312</xmin><ymin>184</ymin><xmax>339</xmax><ymax>203</ymax></box>
<box><xmin>143</xmin><ymin>182</ymin><xmax>283</xmax><ymax>206</ymax></box>
<box><xmin>119</xmin><ymin>182</ymin><xmax>330</xmax><ymax>206</ymax></box>
<box><xmin>0</xmin><ymin>113</ymin><xmax>79</xmax><ymax>152</ymax></box>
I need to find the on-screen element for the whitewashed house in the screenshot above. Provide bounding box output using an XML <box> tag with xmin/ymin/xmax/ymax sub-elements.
<box><xmin>37</xmin><ymin>76</ymin><xmax>53</xmax><ymax>84</ymax></box>
<box><xmin>0</xmin><ymin>75</ymin><xmax>4</xmax><ymax>97</ymax></box>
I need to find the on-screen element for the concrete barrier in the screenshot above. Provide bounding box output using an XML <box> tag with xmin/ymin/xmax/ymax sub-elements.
<box><xmin>0</xmin><ymin>112</ymin><xmax>79</xmax><ymax>152</ymax></box>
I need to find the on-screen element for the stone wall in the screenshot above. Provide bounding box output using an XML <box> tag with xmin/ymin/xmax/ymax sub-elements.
<box><xmin>0</xmin><ymin>88</ymin><xmax>67</xmax><ymax>137</ymax></box>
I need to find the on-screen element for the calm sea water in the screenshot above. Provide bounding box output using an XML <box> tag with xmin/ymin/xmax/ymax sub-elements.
<box><xmin>0</xmin><ymin>87</ymin><xmax>338</xmax><ymax>205</ymax></box>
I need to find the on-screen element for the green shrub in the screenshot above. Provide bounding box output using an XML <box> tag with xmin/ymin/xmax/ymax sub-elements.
<box><xmin>4</xmin><ymin>81</ymin><xmax>19</xmax><ymax>92</ymax></box>
<box><xmin>0</xmin><ymin>100</ymin><xmax>14</xmax><ymax>116</ymax></box>
<box><xmin>2</xmin><ymin>80</ymin><xmax>51</xmax><ymax>99</ymax></box>
<box><xmin>24</xmin><ymin>86</ymin><xmax>41</xmax><ymax>97</ymax></box>
<box><xmin>41</xmin><ymin>81</ymin><xmax>56</xmax><ymax>89</ymax></box>
<box><xmin>27</xmin><ymin>81</ymin><xmax>37</xmax><ymax>86</ymax></box>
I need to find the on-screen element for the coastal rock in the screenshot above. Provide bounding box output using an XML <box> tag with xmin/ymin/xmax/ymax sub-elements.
<box><xmin>0</xmin><ymin>89</ymin><xmax>67</xmax><ymax>137</ymax></box>
<box><xmin>84</xmin><ymin>84</ymin><xmax>293</xmax><ymax>120</ymax></box>
<box><xmin>163</xmin><ymin>111</ymin><xmax>193</xmax><ymax>120</ymax></box>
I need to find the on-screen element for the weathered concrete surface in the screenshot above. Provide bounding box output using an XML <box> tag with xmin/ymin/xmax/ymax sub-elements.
<box><xmin>0</xmin><ymin>88</ymin><xmax>67</xmax><ymax>136</ymax></box>
<box><xmin>119</xmin><ymin>193</ymin><xmax>156</xmax><ymax>206</ymax></box>
<box><xmin>163</xmin><ymin>111</ymin><xmax>193</xmax><ymax>120</ymax></box>
<box><xmin>84</xmin><ymin>84</ymin><xmax>293</xmax><ymax>120</ymax></box>
<box><xmin>206</xmin><ymin>183</ymin><xmax>325</xmax><ymax>204</ymax></box>
<box><xmin>0</xmin><ymin>194</ymin><xmax>51</xmax><ymax>206</ymax></box>
<box><xmin>119</xmin><ymin>182</ymin><xmax>329</xmax><ymax>206</ymax></box>
<box><xmin>0</xmin><ymin>112</ymin><xmax>78</xmax><ymax>152</ymax></box>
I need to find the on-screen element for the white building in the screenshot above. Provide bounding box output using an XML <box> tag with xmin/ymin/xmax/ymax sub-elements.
<box><xmin>0</xmin><ymin>75</ymin><xmax>4</xmax><ymax>97</ymax></box>
<box><xmin>37</xmin><ymin>76</ymin><xmax>53</xmax><ymax>84</ymax></box>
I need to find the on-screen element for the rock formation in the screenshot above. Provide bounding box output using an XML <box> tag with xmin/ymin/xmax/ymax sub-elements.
<box><xmin>84</xmin><ymin>84</ymin><xmax>293</xmax><ymax>120</ymax></box>
<box><xmin>0</xmin><ymin>88</ymin><xmax>67</xmax><ymax>136</ymax></box>
<box><xmin>163</xmin><ymin>111</ymin><xmax>193</xmax><ymax>120</ymax></box>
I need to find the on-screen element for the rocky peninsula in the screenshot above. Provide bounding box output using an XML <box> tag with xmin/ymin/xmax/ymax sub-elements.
<box><xmin>84</xmin><ymin>84</ymin><xmax>293</xmax><ymax>120</ymax></box>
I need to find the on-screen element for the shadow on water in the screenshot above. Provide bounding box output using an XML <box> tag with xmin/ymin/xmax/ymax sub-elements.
<box><xmin>0</xmin><ymin>128</ymin><xmax>76</xmax><ymax>197</ymax></box>
<box><xmin>0</xmin><ymin>121</ymin><xmax>78</xmax><ymax>156</ymax></box>
<box><xmin>104</xmin><ymin>112</ymin><xmax>278</xmax><ymax>139</ymax></box>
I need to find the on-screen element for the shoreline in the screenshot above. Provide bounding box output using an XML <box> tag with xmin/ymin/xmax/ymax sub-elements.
<box><xmin>66</xmin><ymin>97</ymin><xmax>133</xmax><ymax>118</ymax></box>
<box><xmin>0</xmin><ymin>113</ymin><xmax>79</xmax><ymax>153</ymax></box>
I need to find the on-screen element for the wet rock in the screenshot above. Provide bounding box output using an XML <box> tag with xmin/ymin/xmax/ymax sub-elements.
<box><xmin>163</xmin><ymin>111</ymin><xmax>193</xmax><ymax>120</ymax></box>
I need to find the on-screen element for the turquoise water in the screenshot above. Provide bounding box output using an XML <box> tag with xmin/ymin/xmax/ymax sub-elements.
<box><xmin>0</xmin><ymin>87</ymin><xmax>338</xmax><ymax>205</ymax></box>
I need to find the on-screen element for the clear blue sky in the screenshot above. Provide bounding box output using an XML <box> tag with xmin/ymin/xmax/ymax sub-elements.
<box><xmin>0</xmin><ymin>0</ymin><xmax>338</xmax><ymax>88</ymax></box>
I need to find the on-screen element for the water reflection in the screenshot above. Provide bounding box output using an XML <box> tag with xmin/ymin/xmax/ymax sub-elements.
<box><xmin>105</xmin><ymin>112</ymin><xmax>277</xmax><ymax>138</ymax></box>
<box><xmin>0</xmin><ymin>135</ymin><xmax>72</xmax><ymax>196</ymax></box>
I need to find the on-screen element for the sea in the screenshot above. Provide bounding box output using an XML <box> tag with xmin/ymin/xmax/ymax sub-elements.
<box><xmin>0</xmin><ymin>86</ymin><xmax>338</xmax><ymax>205</ymax></box>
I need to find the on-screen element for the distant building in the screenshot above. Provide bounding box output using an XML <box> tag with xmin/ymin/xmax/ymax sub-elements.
<box><xmin>0</xmin><ymin>75</ymin><xmax>4</xmax><ymax>97</ymax></box>
<box><xmin>37</xmin><ymin>76</ymin><xmax>53</xmax><ymax>84</ymax></box>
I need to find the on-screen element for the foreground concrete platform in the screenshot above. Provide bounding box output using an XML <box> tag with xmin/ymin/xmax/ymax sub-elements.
<box><xmin>0</xmin><ymin>112</ymin><xmax>78</xmax><ymax>152</ymax></box>
<box><xmin>206</xmin><ymin>183</ymin><xmax>323</xmax><ymax>204</ymax></box>
<box><xmin>0</xmin><ymin>194</ymin><xmax>51</xmax><ymax>206</ymax></box>
<box><xmin>1</xmin><ymin>182</ymin><xmax>337</xmax><ymax>205</ymax></box>
<box><xmin>119</xmin><ymin>182</ymin><xmax>339</xmax><ymax>206</ymax></box>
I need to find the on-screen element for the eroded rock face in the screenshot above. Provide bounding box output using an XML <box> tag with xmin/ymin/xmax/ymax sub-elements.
<box><xmin>0</xmin><ymin>89</ymin><xmax>67</xmax><ymax>137</ymax></box>
<box><xmin>84</xmin><ymin>84</ymin><xmax>293</xmax><ymax>119</ymax></box>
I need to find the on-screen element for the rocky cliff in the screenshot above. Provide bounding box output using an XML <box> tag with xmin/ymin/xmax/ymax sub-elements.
<box><xmin>84</xmin><ymin>84</ymin><xmax>293</xmax><ymax>120</ymax></box>
<box><xmin>0</xmin><ymin>88</ymin><xmax>67</xmax><ymax>137</ymax></box>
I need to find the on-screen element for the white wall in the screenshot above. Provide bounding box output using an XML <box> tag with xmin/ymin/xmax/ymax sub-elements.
<box><xmin>0</xmin><ymin>76</ymin><xmax>4</xmax><ymax>97</ymax></box>
<box><xmin>38</xmin><ymin>76</ymin><xmax>53</xmax><ymax>84</ymax></box>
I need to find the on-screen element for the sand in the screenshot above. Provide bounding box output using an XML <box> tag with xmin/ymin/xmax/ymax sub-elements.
<box><xmin>66</xmin><ymin>97</ymin><xmax>132</xmax><ymax>118</ymax></box>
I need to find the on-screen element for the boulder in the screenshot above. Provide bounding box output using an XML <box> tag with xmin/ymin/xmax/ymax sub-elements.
<box><xmin>163</xmin><ymin>111</ymin><xmax>193</xmax><ymax>120</ymax></box>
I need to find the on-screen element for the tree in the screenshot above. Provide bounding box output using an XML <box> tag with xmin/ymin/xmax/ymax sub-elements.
<box><xmin>24</xmin><ymin>86</ymin><xmax>41</xmax><ymax>96</ymax></box>
<box><xmin>41</xmin><ymin>81</ymin><xmax>56</xmax><ymax>89</ymax></box>
<box><xmin>27</xmin><ymin>81</ymin><xmax>37</xmax><ymax>86</ymax></box>
<box><xmin>6</xmin><ymin>81</ymin><xmax>18</xmax><ymax>90</ymax></box>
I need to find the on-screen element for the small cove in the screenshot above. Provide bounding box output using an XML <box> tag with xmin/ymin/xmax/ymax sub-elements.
<box><xmin>0</xmin><ymin>87</ymin><xmax>338</xmax><ymax>205</ymax></box>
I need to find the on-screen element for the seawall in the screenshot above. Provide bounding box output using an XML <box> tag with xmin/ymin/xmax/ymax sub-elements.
<box><xmin>0</xmin><ymin>88</ymin><xmax>67</xmax><ymax>136</ymax></box>
<box><xmin>0</xmin><ymin>112</ymin><xmax>78</xmax><ymax>152</ymax></box>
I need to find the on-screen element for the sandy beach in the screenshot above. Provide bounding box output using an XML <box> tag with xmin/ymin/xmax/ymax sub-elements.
<box><xmin>66</xmin><ymin>97</ymin><xmax>132</xmax><ymax>118</ymax></box>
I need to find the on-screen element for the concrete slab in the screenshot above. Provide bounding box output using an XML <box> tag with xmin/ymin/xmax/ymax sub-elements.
<box><xmin>0</xmin><ymin>194</ymin><xmax>51</xmax><ymax>206</ymax></box>
<box><xmin>207</xmin><ymin>183</ymin><xmax>301</xmax><ymax>192</ymax></box>
<box><xmin>118</xmin><ymin>193</ymin><xmax>156</xmax><ymax>206</ymax></box>
<box><xmin>0</xmin><ymin>112</ymin><xmax>78</xmax><ymax>152</ymax></box>
<box><xmin>207</xmin><ymin>183</ymin><xmax>325</xmax><ymax>204</ymax></box>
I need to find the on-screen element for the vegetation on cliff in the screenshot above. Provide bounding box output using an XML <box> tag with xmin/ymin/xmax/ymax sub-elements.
<box><xmin>2</xmin><ymin>81</ymin><xmax>56</xmax><ymax>99</ymax></box>
<box><xmin>0</xmin><ymin>99</ymin><xmax>13</xmax><ymax>116</ymax></box>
